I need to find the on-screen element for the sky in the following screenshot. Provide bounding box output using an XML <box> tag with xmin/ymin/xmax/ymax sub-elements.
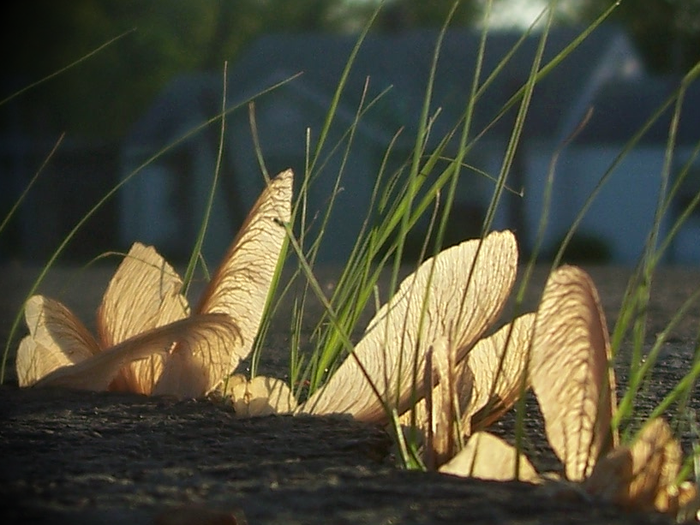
<box><xmin>482</xmin><ymin>0</ymin><xmax>551</xmax><ymax>29</ymax></box>
<box><xmin>355</xmin><ymin>0</ymin><xmax>570</xmax><ymax>30</ymax></box>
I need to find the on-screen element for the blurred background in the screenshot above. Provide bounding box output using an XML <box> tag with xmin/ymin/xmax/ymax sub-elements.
<box><xmin>1</xmin><ymin>0</ymin><xmax>699</xmax><ymax>266</ymax></box>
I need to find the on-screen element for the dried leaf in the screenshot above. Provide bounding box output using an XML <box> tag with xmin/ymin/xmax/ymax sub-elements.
<box><xmin>33</xmin><ymin>314</ymin><xmax>234</xmax><ymax>391</ymax></box>
<box><xmin>530</xmin><ymin>265</ymin><xmax>617</xmax><ymax>482</ymax></box>
<box><xmin>16</xmin><ymin>296</ymin><xmax>100</xmax><ymax>386</ymax></box>
<box><xmin>585</xmin><ymin>419</ymin><xmax>686</xmax><ymax>514</ymax></box>
<box><xmin>227</xmin><ymin>374</ymin><xmax>297</xmax><ymax>417</ymax></box>
<box><xmin>439</xmin><ymin>431</ymin><xmax>540</xmax><ymax>483</ymax></box>
<box><xmin>300</xmin><ymin>230</ymin><xmax>518</xmax><ymax>423</ymax></box>
<box><xmin>466</xmin><ymin>313</ymin><xmax>535</xmax><ymax>432</ymax></box>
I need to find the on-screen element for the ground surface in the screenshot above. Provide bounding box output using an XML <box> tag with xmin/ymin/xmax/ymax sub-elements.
<box><xmin>1</xmin><ymin>262</ymin><xmax>699</xmax><ymax>524</ymax></box>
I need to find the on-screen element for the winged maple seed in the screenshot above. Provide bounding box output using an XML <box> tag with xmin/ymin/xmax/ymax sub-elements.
<box><xmin>180</xmin><ymin>222</ymin><xmax>695</xmax><ymax>517</ymax></box>
<box><xmin>226</xmin><ymin>374</ymin><xmax>295</xmax><ymax>417</ymax></box>
<box><xmin>435</xmin><ymin>265</ymin><xmax>698</xmax><ymax>519</ymax></box>
<box><xmin>228</xmin><ymin>230</ymin><xmax>519</xmax><ymax>418</ymax></box>
<box><xmin>435</xmin><ymin>264</ymin><xmax>614</xmax><ymax>480</ymax></box>
<box><xmin>297</xmin><ymin>230</ymin><xmax>519</xmax><ymax>421</ymax></box>
<box><xmin>585</xmin><ymin>418</ymin><xmax>698</xmax><ymax>516</ymax></box>
<box><xmin>16</xmin><ymin>169</ymin><xmax>293</xmax><ymax>398</ymax></box>
<box><xmin>238</xmin><ymin>229</ymin><xmax>528</xmax><ymax>433</ymax></box>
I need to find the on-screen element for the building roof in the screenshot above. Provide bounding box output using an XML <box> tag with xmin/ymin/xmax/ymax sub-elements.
<box><xmin>125</xmin><ymin>25</ymin><xmax>648</xmax><ymax>153</ymax></box>
<box><xmin>573</xmin><ymin>75</ymin><xmax>700</xmax><ymax>145</ymax></box>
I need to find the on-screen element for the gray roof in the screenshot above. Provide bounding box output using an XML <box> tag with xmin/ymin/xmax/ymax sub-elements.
<box><xmin>231</xmin><ymin>26</ymin><xmax>641</xmax><ymax>141</ymax></box>
<box><xmin>125</xmin><ymin>25</ymin><xmax>645</xmax><ymax>151</ymax></box>
<box><xmin>573</xmin><ymin>75</ymin><xmax>700</xmax><ymax>145</ymax></box>
<box><xmin>123</xmin><ymin>72</ymin><xmax>221</xmax><ymax>154</ymax></box>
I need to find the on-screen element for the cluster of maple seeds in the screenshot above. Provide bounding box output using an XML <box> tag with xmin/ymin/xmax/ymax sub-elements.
<box><xmin>15</xmin><ymin>170</ymin><xmax>700</xmax><ymax>520</ymax></box>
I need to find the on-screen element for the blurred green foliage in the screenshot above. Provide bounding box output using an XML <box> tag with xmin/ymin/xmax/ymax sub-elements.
<box><xmin>3</xmin><ymin>1</ymin><xmax>697</xmax><ymax>140</ymax></box>
<box><xmin>577</xmin><ymin>0</ymin><xmax>700</xmax><ymax>74</ymax></box>
<box><xmin>2</xmin><ymin>0</ymin><xmax>379</xmax><ymax>139</ymax></box>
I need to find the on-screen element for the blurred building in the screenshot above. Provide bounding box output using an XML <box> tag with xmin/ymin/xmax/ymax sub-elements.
<box><xmin>120</xmin><ymin>25</ymin><xmax>699</xmax><ymax>265</ymax></box>
<box><xmin>3</xmin><ymin>26</ymin><xmax>698</xmax><ymax>265</ymax></box>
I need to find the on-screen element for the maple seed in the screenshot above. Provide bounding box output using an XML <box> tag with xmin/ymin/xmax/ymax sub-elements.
<box><xmin>298</xmin><ymin>230</ymin><xmax>519</xmax><ymax>423</ymax></box>
<box><xmin>16</xmin><ymin>170</ymin><xmax>293</xmax><ymax>398</ymax></box>
<box><xmin>440</xmin><ymin>265</ymin><xmax>696</xmax><ymax>518</ymax></box>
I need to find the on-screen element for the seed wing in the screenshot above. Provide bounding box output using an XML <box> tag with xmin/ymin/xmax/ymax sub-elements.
<box><xmin>226</xmin><ymin>374</ymin><xmax>297</xmax><ymax>417</ymax></box>
<box><xmin>530</xmin><ymin>265</ymin><xmax>617</xmax><ymax>481</ymax></box>
<box><xmin>300</xmin><ymin>230</ymin><xmax>518</xmax><ymax>423</ymax></box>
<box><xmin>16</xmin><ymin>295</ymin><xmax>100</xmax><ymax>387</ymax></box>
<box><xmin>439</xmin><ymin>431</ymin><xmax>539</xmax><ymax>482</ymax></box>
<box><xmin>467</xmin><ymin>313</ymin><xmax>535</xmax><ymax>432</ymax></box>
<box><xmin>155</xmin><ymin>170</ymin><xmax>293</xmax><ymax>396</ymax></box>
<box><xmin>97</xmin><ymin>242</ymin><xmax>189</xmax><ymax>345</ymax></box>
<box><xmin>585</xmin><ymin>419</ymin><xmax>688</xmax><ymax>515</ymax></box>
<box><xmin>97</xmin><ymin>242</ymin><xmax>189</xmax><ymax>393</ymax></box>
<box><xmin>33</xmin><ymin>314</ymin><xmax>233</xmax><ymax>392</ymax></box>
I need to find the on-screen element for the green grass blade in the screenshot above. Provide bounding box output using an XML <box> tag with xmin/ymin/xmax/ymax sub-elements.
<box><xmin>1</xmin><ymin>74</ymin><xmax>300</xmax><ymax>383</ymax></box>
<box><xmin>181</xmin><ymin>62</ymin><xmax>229</xmax><ymax>294</ymax></box>
<box><xmin>0</xmin><ymin>134</ymin><xmax>64</xmax><ymax>236</ymax></box>
<box><xmin>0</xmin><ymin>29</ymin><xmax>136</xmax><ymax>107</ymax></box>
